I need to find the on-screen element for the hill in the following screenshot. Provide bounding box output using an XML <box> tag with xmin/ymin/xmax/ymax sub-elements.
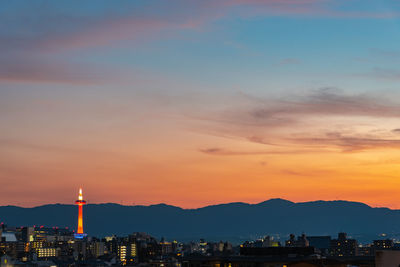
<box><xmin>0</xmin><ymin>198</ymin><xmax>398</xmax><ymax>243</ymax></box>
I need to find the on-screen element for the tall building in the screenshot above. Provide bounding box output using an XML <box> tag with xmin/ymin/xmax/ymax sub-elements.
<box><xmin>74</xmin><ymin>188</ymin><xmax>87</xmax><ymax>239</ymax></box>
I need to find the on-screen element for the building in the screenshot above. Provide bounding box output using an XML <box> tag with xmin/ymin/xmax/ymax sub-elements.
<box><xmin>37</xmin><ymin>247</ymin><xmax>58</xmax><ymax>258</ymax></box>
<box><xmin>248</xmin><ymin>236</ymin><xmax>280</xmax><ymax>248</ymax></box>
<box><xmin>130</xmin><ymin>243</ymin><xmax>137</xmax><ymax>258</ymax></box>
<box><xmin>21</xmin><ymin>227</ymin><xmax>34</xmax><ymax>243</ymax></box>
<box><xmin>0</xmin><ymin>233</ymin><xmax>16</xmax><ymax>242</ymax></box>
<box><xmin>118</xmin><ymin>244</ymin><xmax>127</xmax><ymax>263</ymax></box>
<box><xmin>240</xmin><ymin>246</ymin><xmax>316</xmax><ymax>257</ymax></box>
<box><xmin>373</xmin><ymin>239</ymin><xmax>394</xmax><ymax>250</ymax></box>
<box><xmin>358</xmin><ymin>246</ymin><xmax>373</xmax><ymax>256</ymax></box>
<box><xmin>160</xmin><ymin>240</ymin><xmax>174</xmax><ymax>255</ymax></box>
<box><xmin>330</xmin><ymin>233</ymin><xmax>358</xmax><ymax>257</ymax></box>
<box><xmin>182</xmin><ymin>255</ymin><xmax>375</xmax><ymax>267</ymax></box>
<box><xmin>90</xmin><ymin>241</ymin><xmax>106</xmax><ymax>258</ymax></box>
<box><xmin>285</xmin><ymin>234</ymin><xmax>309</xmax><ymax>247</ymax></box>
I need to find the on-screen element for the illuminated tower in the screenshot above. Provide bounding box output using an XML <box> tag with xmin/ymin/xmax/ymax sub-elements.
<box><xmin>74</xmin><ymin>188</ymin><xmax>87</xmax><ymax>239</ymax></box>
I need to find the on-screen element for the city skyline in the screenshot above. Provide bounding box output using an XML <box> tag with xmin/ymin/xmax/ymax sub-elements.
<box><xmin>2</xmin><ymin>0</ymin><xmax>400</xmax><ymax>208</ymax></box>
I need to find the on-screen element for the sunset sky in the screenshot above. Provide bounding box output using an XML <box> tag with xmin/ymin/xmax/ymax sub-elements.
<box><xmin>2</xmin><ymin>0</ymin><xmax>400</xmax><ymax>208</ymax></box>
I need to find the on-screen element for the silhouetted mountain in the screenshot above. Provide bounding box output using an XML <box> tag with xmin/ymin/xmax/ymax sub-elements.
<box><xmin>0</xmin><ymin>199</ymin><xmax>399</xmax><ymax>243</ymax></box>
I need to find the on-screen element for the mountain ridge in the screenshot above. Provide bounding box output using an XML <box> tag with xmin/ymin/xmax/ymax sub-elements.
<box><xmin>1</xmin><ymin>198</ymin><xmax>388</xmax><ymax>210</ymax></box>
<box><xmin>0</xmin><ymin>198</ymin><xmax>399</xmax><ymax>243</ymax></box>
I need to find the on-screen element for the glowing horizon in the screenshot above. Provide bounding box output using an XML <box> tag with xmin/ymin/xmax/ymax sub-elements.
<box><xmin>2</xmin><ymin>0</ymin><xmax>400</xmax><ymax>209</ymax></box>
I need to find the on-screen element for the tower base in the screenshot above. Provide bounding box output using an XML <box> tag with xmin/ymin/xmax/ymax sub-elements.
<box><xmin>74</xmin><ymin>233</ymin><xmax>87</xmax><ymax>239</ymax></box>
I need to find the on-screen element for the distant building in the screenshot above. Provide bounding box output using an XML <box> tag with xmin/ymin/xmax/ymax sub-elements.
<box><xmin>358</xmin><ymin>245</ymin><xmax>373</xmax><ymax>256</ymax></box>
<box><xmin>242</xmin><ymin>236</ymin><xmax>280</xmax><ymax>249</ymax></box>
<box><xmin>1</xmin><ymin>233</ymin><xmax>16</xmax><ymax>242</ymax></box>
<box><xmin>37</xmin><ymin>247</ymin><xmax>58</xmax><ymax>258</ymax></box>
<box><xmin>330</xmin><ymin>232</ymin><xmax>357</xmax><ymax>257</ymax></box>
<box><xmin>160</xmin><ymin>240</ymin><xmax>173</xmax><ymax>255</ymax></box>
<box><xmin>373</xmin><ymin>239</ymin><xmax>394</xmax><ymax>250</ymax></box>
<box><xmin>285</xmin><ymin>234</ymin><xmax>309</xmax><ymax>247</ymax></box>
<box><xmin>183</xmin><ymin>255</ymin><xmax>374</xmax><ymax>267</ymax></box>
<box><xmin>21</xmin><ymin>227</ymin><xmax>34</xmax><ymax>243</ymax></box>
<box><xmin>130</xmin><ymin>243</ymin><xmax>137</xmax><ymax>258</ymax></box>
<box><xmin>33</xmin><ymin>227</ymin><xmax>48</xmax><ymax>242</ymax></box>
<box><xmin>89</xmin><ymin>241</ymin><xmax>105</xmax><ymax>258</ymax></box>
<box><xmin>252</xmin><ymin>236</ymin><xmax>280</xmax><ymax>248</ymax></box>
<box><xmin>117</xmin><ymin>244</ymin><xmax>127</xmax><ymax>263</ymax></box>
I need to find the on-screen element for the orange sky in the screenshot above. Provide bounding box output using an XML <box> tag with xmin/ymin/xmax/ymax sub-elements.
<box><xmin>2</xmin><ymin>95</ymin><xmax>400</xmax><ymax>209</ymax></box>
<box><xmin>2</xmin><ymin>0</ymin><xmax>400</xmax><ymax>209</ymax></box>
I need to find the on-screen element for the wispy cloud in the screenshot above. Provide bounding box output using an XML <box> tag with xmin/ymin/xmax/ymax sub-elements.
<box><xmin>363</xmin><ymin>67</ymin><xmax>400</xmax><ymax>81</ymax></box>
<box><xmin>198</xmin><ymin>88</ymin><xmax>400</xmax><ymax>128</ymax></box>
<box><xmin>199</xmin><ymin>147</ymin><xmax>319</xmax><ymax>156</ymax></box>
<box><xmin>288</xmin><ymin>132</ymin><xmax>400</xmax><ymax>152</ymax></box>
<box><xmin>0</xmin><ymin>138</ymin><xmax>119</xmax><ymax>156</ymax></box>
<box><xmin>0</xmin><ymin>59</ymin><xmax>102</xmax><ymax>84</ymax></box>
<box><xmin>193</xmin><ymin>88</ymin><xmax>400</xmax><ymax>153</ymax></box>
<box><xmin>280</xmin><ymin>168</ymin><xmax>333</xmax><ymax>176</ymax></box>
<box><xmin>0</xmin><ymin>1</ymin><xmax>326</xmax><ymax>53</ymax></box>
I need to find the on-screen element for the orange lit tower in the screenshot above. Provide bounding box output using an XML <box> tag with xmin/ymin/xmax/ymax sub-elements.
<box><xmin>74</xmin><ymin>188</ymin><xmax>87</xmax><ymax>239</ymax></box>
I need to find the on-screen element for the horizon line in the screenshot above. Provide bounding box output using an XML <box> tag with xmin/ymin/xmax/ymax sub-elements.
<box><xmin>0</xmin><ymin>198</ymin><xmax>395</xmax><ymax>210</ymax></box>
